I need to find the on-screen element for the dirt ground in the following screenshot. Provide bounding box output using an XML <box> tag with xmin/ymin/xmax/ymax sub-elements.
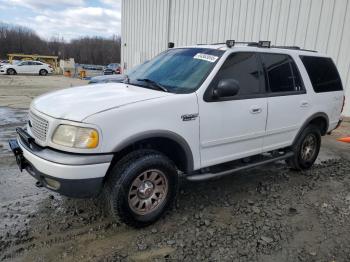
<box><xmin>1</xmin><ymin>75</ymin><xmax>350</xmax><ymax>262</ymax></box>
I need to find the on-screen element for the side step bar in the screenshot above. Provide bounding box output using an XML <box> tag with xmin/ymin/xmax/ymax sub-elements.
<box><xmin>186</xmin><ymin>151</ymin><xmax>294</xmax><ymax>182</ymax></box>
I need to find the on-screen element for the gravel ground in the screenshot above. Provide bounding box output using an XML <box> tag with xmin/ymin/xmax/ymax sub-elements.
<box><xmin>0</xmin><ymin>75</ymin><xmax>350</xmax><ymax>261</ymax></box>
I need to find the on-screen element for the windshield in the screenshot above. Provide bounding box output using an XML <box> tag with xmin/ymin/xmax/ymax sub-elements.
<box><xmin>128</xmin><ymin>48</ymin><xmax>224</xmax><ymax>93</ymax></box>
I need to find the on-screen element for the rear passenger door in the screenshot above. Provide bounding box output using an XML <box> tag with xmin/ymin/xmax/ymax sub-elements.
<box><xmin>260</xmin><ymin>53</ymin><xmax>309</xmax><ymax>151</ymax></box>
<box><xmin>32</xmin><ymin>62</ymin><xmax>43</xmax><ymax>74</ymax></box>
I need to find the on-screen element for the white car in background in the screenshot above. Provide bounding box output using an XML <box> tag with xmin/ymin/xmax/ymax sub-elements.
<box><xmin>0</xmin><ymin>60</ymin><xmax>53</xmax><ymax>76</ymax></box>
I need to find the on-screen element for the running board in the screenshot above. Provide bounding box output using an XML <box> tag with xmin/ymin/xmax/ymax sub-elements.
<box><xmin>186</xmin><ymin>151</ymin><xmax>294</xmax><ymax>182</ymax></box>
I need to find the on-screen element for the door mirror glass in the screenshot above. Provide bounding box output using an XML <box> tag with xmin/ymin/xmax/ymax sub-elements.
<box><xmin>213</xmin><ymin>79</ymin><xmax>240</xmax><ymax>98</ymax></box>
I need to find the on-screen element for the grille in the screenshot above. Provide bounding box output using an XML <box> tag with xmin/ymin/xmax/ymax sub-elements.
<box><xmin>29</xmin><ymin>111</ymin><xmax>49</xmax><ymax>142</ymax></box>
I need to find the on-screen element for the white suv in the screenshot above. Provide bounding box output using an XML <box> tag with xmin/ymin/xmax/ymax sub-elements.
<box><xmin>0</xmin><ymin>60</ymin><xmax>53</xmax><ymax>76</ymax></box>
<box><xmin>9</xmin><ymin>41</ymin><xmax>344</xmax><ymax>227</ymax></box>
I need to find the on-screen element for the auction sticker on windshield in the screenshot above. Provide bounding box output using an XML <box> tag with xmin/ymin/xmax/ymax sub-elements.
<box><xmin>194</xmin><ymin>53</ymin><xmax>219</xmax><ymax>63</ymax></box>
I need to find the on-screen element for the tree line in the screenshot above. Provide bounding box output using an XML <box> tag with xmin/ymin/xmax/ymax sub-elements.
<box><xmin>0</xmin><ymin>24</ymin><xmax>121</xmax><ymax>65</ymax></box>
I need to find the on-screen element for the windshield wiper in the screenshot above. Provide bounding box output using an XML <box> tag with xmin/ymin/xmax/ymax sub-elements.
<box><xmin>136</xmin><ymin>78</ymin><xmax>168</xmax><ymax>92</ymax></box>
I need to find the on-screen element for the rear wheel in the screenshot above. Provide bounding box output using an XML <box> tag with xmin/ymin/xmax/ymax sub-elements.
<box><xmin>39</xmin><ymin>69</ymin><xmax>48</xmax><ymax>76</ymax></box>
<box><xmin>287</xmin><ymin>125</ymin><xmax>321</xmax><ymax>170</ymax></box>
<box><xmin>7</xmin><ymin>68</ymin><xmax>16</xmax><ymax>75</ymax></box>
<box><xmin>105</xmin><ymin>149</ymin><xmax>178</xmax><ymax>227</ymax></box>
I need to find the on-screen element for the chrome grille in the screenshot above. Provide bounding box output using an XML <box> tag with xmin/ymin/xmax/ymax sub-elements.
<box><xmin>29</xmin><ymin>111</ymin><xmax>49</xmax><ymax>141</ymax></box>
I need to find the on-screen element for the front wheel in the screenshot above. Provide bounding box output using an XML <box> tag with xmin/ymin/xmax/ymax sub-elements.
<box><xmin>105</xmin><ymin>150</ymin><xmax>178</xmax><ymax>227</ymax></box>
<box><xmin>287</xmin><ymin>125</ymin><xmax>321</xmax><ymax>170</ymax></box>
<box><xmin>7</xmin><ymin>68</ymin><xmax>16</xmax><ymax>75</ymax></box>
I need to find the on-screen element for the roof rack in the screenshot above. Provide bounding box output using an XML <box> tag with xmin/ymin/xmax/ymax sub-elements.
<box><xmin>196</xmin><ymin>40</ymin><xmax>317</xmax><ymax>52</ymax></box>
<box><xmin>271</xmin><ymin>45</ymin><xmax>317</xmax><ymax>52</ymax></box>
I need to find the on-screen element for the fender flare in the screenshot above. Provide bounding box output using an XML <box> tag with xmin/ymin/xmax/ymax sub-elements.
<box><xmin>292</xmin><ymin>112</ymin><xmax>329</xmax><ymax>145</ymax></box>
<box><xmin>7</xmin><ymin>68</ymin><xmax>17</xmax><ymax>74</ymax></box>
<box><xmin>113</xmin><ymin>130</ymin><xmax>194</xmax><ymax>172</ymax></box>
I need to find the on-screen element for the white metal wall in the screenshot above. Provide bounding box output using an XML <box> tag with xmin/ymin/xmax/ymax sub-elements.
<box><xmin>122</xmin><ymin>0</ymin><xmax>350</xmax><ymax>116</ymax></box>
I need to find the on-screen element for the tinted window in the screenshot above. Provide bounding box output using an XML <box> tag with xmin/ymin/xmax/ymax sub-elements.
<box><xmin>261</xmin><ymin>54</ymin><xmax>303</xmax><ymax>93</ymax></box>
<box><xmin>209</xmin><ymin>52</ymin><xmax>262</xmax><ymax>96</ymax></box>
<box><xmin>300</xmin><ymin>56</ymin><xmax>343</xmax><ymax>93</ymax></box>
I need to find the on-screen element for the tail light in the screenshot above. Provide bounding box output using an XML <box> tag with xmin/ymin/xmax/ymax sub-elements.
<box><xmin>48</xmin><ymin>65</ymin><xmax>53</xmax><ymax>69</ymax></box>
<box><xmin>115</xmin><ymin>67</ymin><xmax>121</xmax><ymax>74</ymax></box>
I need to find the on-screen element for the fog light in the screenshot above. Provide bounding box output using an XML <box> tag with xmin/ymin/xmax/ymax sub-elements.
<box><xmin>45</xmin><ymin>178</ymin><xmax>61</xmax><ymax>190</ymax></box>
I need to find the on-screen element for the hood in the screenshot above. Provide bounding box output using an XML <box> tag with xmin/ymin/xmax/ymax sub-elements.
<box><xmin>32</xmin><ymin>83</ymin><xmax>171</xmax><ymax>122</ymax></box>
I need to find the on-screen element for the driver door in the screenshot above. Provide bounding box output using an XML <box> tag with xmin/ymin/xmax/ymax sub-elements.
<box><xmin>198</xmin><ymin>52</ymin><xmax>268</xmax><ymax>168</ymax></box>
<box><xmin>17</xmin><ymin>61</ymin><xmax>30</xmax><ymax>74</ymax></box>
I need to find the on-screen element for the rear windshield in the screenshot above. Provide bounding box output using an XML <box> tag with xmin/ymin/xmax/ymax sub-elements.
<box><xmin>300</xmin><ymin>56</ymin><xmax>343</xmax><ymax>93</ymax></box>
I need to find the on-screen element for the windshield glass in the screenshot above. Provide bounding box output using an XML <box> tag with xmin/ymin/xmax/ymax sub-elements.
<box><xmin>128</xmin><ymin>48</ymin><xmax>224</xmax><ymax>93</ymax></box>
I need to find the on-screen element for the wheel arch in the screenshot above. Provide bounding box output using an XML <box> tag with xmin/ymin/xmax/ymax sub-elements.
<box><xmin>109</xmin><ymin>131</ymin><xmax>194</xmax><ymax>174</ymax></box>
<box><xmin>7</xmin><ymin>68</ymin><xmax>17</xmax><ymax>74</ymax></box>
<box><xmin>293</xmin><ymin>112</ymin><xmax>329</xmax><ymax>144</ymax></box>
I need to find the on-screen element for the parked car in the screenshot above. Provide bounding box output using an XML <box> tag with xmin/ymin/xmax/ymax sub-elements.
<box><xmin>104</xmin><ymin>63</ymin><xmax>121</xmax><ymax>75</ymax></box>
<box><xmin>82</xmin><ymin>64</ymin><xmax>104</xmax><ymax>71</ymax></box>
<box><xmin>0</xmin><ymin>60</ymin><xmax>9</xmax><ymax>66</ymax></box>
<box><xmin>88</xmin><ymin>74</ymin><xmax>126</xmax><ymax>84</ymax></box>
<box><xmin>9</xmin><ymin>40</ymin><xmax>344</xmax><ymax>227</ymax></box>
<box><xmin>0</xmin><ymin>60</ymin><xmax>53</xmax><ymax>76</ymax></box>
<box><xmin>89</xmin><ymin>63</ymin><xmax>145</xmax><ymax>84</ymax></box>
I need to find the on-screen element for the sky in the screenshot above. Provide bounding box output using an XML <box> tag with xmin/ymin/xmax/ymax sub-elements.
<box><xmin>0</xmin><ymin>0</ymin><xmax>121</xmax><ymax>41</ymax></box>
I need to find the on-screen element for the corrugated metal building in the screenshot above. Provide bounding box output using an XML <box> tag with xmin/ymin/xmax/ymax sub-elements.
<box><xmin>121</xmin><ymin>0</ymin><xmax>350</xmax><ymax>116</ymax></box>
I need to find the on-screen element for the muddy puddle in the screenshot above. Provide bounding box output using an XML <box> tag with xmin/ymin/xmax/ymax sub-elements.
<box><xmin>0</xmin><ymin>107</ymin><xmax>28</xmax><ymax>156</ymax></box>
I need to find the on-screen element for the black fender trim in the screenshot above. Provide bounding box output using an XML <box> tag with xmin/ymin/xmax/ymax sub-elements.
<box><xmin>292</xmin><ymin>112</ymin><xmax>329</xmax><ymax>145</ymax></box>
<box><xmin>113</xmin><ymin>130</ymin><xmax>194</xmax><ymax>173</ymax></box>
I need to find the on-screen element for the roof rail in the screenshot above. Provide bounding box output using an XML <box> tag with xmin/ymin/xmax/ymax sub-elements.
<box><xmin>196</xmin><ymin>40</ymin><xmax>317</xmax><ymax>52</ymax></box>
<box><xmin>272</xmin><ymin>45</ymin><xmax>317</xmax><ymax>52</ymax></box>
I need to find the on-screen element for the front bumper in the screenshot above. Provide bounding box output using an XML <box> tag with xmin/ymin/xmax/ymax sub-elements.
<box><xmin>9</xmin><ymin>128</ymin><xmax>112</xmax><ymax>198</ymax></box>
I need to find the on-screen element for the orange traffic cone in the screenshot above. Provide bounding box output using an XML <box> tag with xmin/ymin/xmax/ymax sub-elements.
<box><xmin>337</xmin><ymin>137</ymin><xmax>350</xmax><ymax>143</ymax></box>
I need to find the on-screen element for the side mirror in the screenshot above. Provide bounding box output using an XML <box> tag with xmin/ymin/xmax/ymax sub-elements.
<box><xmin>213</xmin><ymin>79</ymin><xmax>240</xmax><ymax>98</ymax></box>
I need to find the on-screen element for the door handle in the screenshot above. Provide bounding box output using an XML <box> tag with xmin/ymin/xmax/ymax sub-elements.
<box><xmin>250</xmin><ymin>106</ymin><xmax>262</xmax><ymax>114</ymax></box>
<box><xmin>300</xmin><ymin>101</ymin><xmax>310</xmax><ymax>108</ymax></box>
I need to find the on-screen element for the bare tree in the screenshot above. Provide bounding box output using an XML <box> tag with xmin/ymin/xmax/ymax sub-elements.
<box><xmin>0</xmin><ymin>23</ymin><xmax>121</xmax><ymax>65</ymax></box>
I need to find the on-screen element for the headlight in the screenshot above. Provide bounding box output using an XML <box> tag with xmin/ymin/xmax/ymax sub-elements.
<box><xmin>52</xmin><ymin>125</ymin><xmax>99</xmax><ymax>149</ymax></box>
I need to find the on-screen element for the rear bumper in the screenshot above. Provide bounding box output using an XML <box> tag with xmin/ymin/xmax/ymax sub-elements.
<box><xmin>328</xmin><ymin>119</ymin><xmax>343</xmax><ymax>134</ymax></box>
<box><xmin>9</xmin><ymin>131</ymin><xmax>112</xmax><ymax>198</ymax></box>
<box><xmin>335</xmin><ymin>119</ymin><xmax>343</xmax><ymax>130</ymax></box>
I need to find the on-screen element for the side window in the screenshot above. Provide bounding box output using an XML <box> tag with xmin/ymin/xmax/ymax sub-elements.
<box><xmin>261</xmin><ymin>53</ymin><xmax>303</xmax><ymax>93</ymax></box>
<box><xmin>300</xmin><ymin>56</ymin><xmax>343</xmax><ymax>93</ymax></box>
<box><xmin>209</xmin><ymin>52</ymin><xmax>262</xmax><ymax>97</ymax></box>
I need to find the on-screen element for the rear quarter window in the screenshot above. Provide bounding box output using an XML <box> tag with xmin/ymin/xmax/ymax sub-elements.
<box><xmin>300</xmin><ymin>56</ymin><xmax>343</xmax><ymax>93</ymax></box>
